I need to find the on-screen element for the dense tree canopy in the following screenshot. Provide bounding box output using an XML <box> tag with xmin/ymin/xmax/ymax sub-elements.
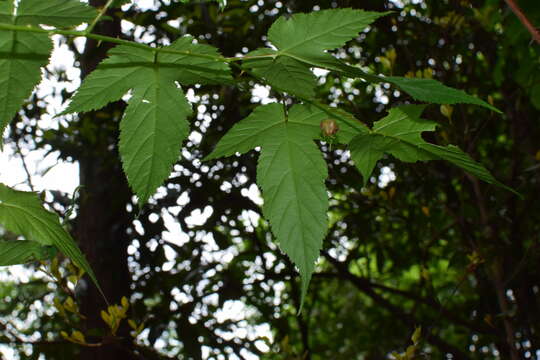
<box><xmin>0</xmin><ymin>0</ymin><xmax>539</xmax><ymax>359</ymax></box>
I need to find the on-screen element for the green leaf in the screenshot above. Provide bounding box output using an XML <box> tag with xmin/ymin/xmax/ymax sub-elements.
<box><xmin>0</xmin><ymin>1</ymin><xmax>14</xmax><ymax>23</ymax></box>
<box><xmin>207</xmin><ymin>104</ymin><xmax>330</xmax><ymax>308</ymax></box>
<box><xmin>244</xmin><ymin>48</ymin><xmax>317</xmax><ymax>98</ymax></box>
<box><xmin>349</xmin><ymin>105</ymin><xmax>512</xmax><ymax>191</ymax></box>
<box><xmin>269</xmin><ymin>9</ymin><xmax>387</xmax><ymax>56</ymax></box>
<box><xmin>0</xmin><ymin>240</ymin><xmax>57</xmax><ymax>266</ymax></box>
<box><xmin>309</xmin><ymin>59</ymin><xmax>498</xmax><ymax>113</ymax></box>
<box><xmin>385</xmin><ymin>77</ymin><xmax>500</xmax><ymax>113</ymax></box>
<box><xmin>274</xmin><ymin>41</ymin><xmax>499</xmax><ymax>113</ymax></box>
<box><xmin>244</xmin><ymin>9</ymin><xmax>387</xmax><ymax>99</ymax></box>
<box><xmin>0</xmin><ymin>184</ymin><xmax>102</xmax><ymax>295</ymax></box>
<box><xmin>16</xmin><ymin>0</ymin><xmax>98</xmax><ymax>28</ymax></box>
<box><xmin>0</xmin><ymin>0</ymin><xmax>97</xmax><ymax>140</ymax></box>
<box><xmin>63</xmin><ymin>36</ymin><xmax>231</xmax><ymax>205</ymax></box>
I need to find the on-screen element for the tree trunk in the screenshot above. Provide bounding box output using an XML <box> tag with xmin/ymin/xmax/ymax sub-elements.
<box><xmin>75</xmin><ymin>1</ymin><xmax>136</xmax><ymax>359</ymax></box>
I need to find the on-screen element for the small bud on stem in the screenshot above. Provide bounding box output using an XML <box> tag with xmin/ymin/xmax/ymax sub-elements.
<box><xmin>320</xmin><ymin>118</ymin><xmax>339</xmax><ymax>136</ymax></box>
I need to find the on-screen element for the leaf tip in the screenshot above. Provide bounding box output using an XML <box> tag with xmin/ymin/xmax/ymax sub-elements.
<box><xmin>296</xmin><ymin>273</ymin><xmax>312</xmax><ymax>315</ymax></box>
<box><xmin>202</xmin><ymin>153</ymin><xmax>217</xmax><ymax>162</ymax></box>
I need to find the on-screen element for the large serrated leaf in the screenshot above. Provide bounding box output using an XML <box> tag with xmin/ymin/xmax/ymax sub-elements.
<box><xmin>260</xmin><ymin>9</ymin><xmax>500</xmax><ymax>113</ymax></box>
<box><xmin>349</xmin><ymin>105</ymin><xmax>513</xmax><ymax>192</ymax></box>
<box><xmin>205</xmin><ymin>102</ymin><xmax>365</xmax><ymax>160</ymax></box>
<box><xmin>243</xmin><ymin>9</ymin><xmax>387</xmax><ymax>100</ymax></box>
<box><xmin>0</xmin><ymin>0</ymin><xmax>97</xmax><ymax>140</ymax></box>
<box><xmin>0</xmin><ymin>184</ymin><xmax>102</xmax><ymax>294</ymax></box>
<box><xmin>0</xmin><ymin>240</ymin><xmax>57</xmax><ymax>266</ymax></box>
<box><xmin>119</xmin><ymin>75</ymin><xmax>191</xmax><ymax>204</ymax></box>
<box><xmin>206</xmin><ymin>103</ymin><xmax>330</xmax><ymax>308</ymax></box>
<box><xmin>269</xmin><ymin>8</ymin><xmax>386</xmax><ymax>56</ymax></box>
<box><xmin>63</xmin><ymin>36</ymin><xmax>231</xmax><ymax>205</ymax></box>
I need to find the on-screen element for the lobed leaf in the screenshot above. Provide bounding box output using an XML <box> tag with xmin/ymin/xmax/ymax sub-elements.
<box><xmin>257</xmin><ymin>124</ymin><xmax>328</xmax><ymax>308</ymax></box>
<box><xmin>119</xmin><ymin>73</ymin><xmax>192</xmax><ymax>205</ymax></box>
<box><xmin>244</xmin><ymin>9</ymin><xmax>387</xmax><ymax>100</ymax></box>
<box><xmin>263</xmin><ymin>16</ymin><xmax>500</xmax><ymax>113</ymax></box>
<box><xmin>0</xmin><ymin>31</ymin><xmax>51</xmax><ymax>138</ymax></box>
<box><xmin>63</xmin><ymin>36</ymin><xmax>231</xmax><ymax>205</ymax></box>
<box><xmin>349</xmin><ymin>105</ymin><xmax>512</xmax><ymax>191</ymax></box>
<box><xmin>207</xmin><ymin>104</ymin><xmax>330</xmax><ymax>308</ymax></box>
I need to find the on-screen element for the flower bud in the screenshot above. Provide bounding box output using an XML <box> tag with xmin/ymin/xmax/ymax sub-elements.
<box><xmin>320</xmin><ymin>118</ymin><xmax>339</xmax><ymax>136</ymax></box>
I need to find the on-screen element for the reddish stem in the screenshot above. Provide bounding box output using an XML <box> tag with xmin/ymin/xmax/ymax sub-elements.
<box><xmin>504</xmin><ymin>0</ymin><xmax>540</xmax><ymax>44</ymax></box>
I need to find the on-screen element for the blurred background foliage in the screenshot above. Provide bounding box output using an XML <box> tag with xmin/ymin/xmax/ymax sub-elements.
<box><xmin>1</xmin><ymin>0</ymin><xmax>539</xmax><ymax>359</ymax></box>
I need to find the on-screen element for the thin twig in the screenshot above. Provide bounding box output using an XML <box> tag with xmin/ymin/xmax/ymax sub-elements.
<box><xmin>13</xmin><ymin>139</ymin><xmax>34</xmax><ymax>192</ymax></box>
<box><xmin>504</xmin><ymin>0</ymin><xmax>540</xmax><ymax>44</ymax></box>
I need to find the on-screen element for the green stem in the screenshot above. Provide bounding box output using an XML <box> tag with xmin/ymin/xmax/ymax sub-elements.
<box><xmin>225</xmin><ymin>53</ymin><xmax>277</xmax><ymax>62</ymax></box>
<box><xmin>0</xmin><ymin>22</ymin><xmax>220</xmax><ymax>61</ymax></box>
<box><xmin>0</xmin><ymin>22</ymin><xmax>279</xmax><ymax>63</ymax></box>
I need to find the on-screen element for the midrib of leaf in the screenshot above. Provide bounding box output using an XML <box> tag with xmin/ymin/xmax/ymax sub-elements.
<box><xmin>123</xmin><ymin>94</ymin><xmax>157</xmax><ymax>190</ymax></box>
<box><xmin>365</xmin><ymin>132</ymin><xmax>434</xmax><ymax>156</ymax></box>
<box><xmin>287</xmin><ymin>137</ymin><xmax>318</xmax><ymax>275</ymax></box>
<box><xmin>272</xmin><ymin>127</ymin><xmax>325</xmax><ymax>296</ymax></box>
<box><xmin>142</xmin><ymin>68</ymin><xmax>161</xmax><ymax>197</ymax></box>
<box><xmin>276</xmin><ymin>17</ymin><xmax>365</xmax><ymax>54</ymax></box>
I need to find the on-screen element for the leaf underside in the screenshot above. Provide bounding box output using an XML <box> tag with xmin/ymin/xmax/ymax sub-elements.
<box><xmin>0</xmin><ymin>4</ymin><xmax>511</xmax><ymax>312</ymax></box>
<box><xmin>207</xmin><ymin>103</ymin><xmax>333</xmax><ymax>307</ymax></box>
<box><xmin>349</xmin><ymin>105</ymin><xmax>508</xmax><ymax>190</ymax></box>
<box><xmin>244</xmin><ymin>8</ymin><xmax>497</xmax><ymax>112</ymax></box>
<box><xmin>63</xmin><ymin>36</ymin><xmax>231</xmax><ymax>205</ymax></box>
<box><xmin>385</xmin><ymin>77</ymin><xmax>500</xmax><ymax>113</ymax></box>
<box><xmin>243</xmin><ymin>8</ymin><xmax>386</xmax><ymax>99</ymax></box>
